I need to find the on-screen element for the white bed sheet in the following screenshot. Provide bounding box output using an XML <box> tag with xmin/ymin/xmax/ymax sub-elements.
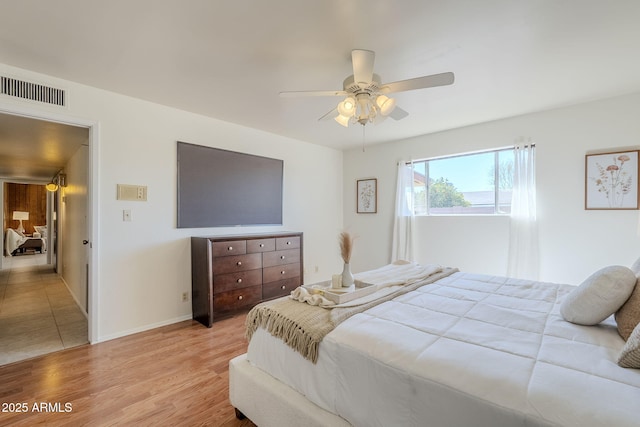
<box><xmin>247</xmin><ymin>272</ymin><xmax>640</xmax><ymax>427</ymax></box>
<box><xmin>4</xmin><ymin>228</ymin><xmax>46</xmax><ymax>256</ymax></box>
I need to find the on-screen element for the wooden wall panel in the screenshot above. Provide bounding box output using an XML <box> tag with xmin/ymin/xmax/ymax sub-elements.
<box><xmin>3</xmin><ymin>183</ymin><xmax>47</xmax><ymax>235</ymax></box>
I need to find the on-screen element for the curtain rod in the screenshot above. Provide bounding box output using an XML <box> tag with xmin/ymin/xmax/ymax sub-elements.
<box><xmin>402</xmin><ymin>142</ymin><xmax>536</xmax><ymax>165</ymax></box>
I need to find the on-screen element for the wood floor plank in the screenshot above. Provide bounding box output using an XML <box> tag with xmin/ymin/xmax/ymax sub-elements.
<box><xmin>0</xmin><ymin>313</ymin><xmax>256</xmax><ymax>426</ymax></box>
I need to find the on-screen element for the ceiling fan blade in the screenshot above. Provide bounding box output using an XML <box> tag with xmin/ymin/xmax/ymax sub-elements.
<box><xmin>318</xmin><ymin>107</ymin><xmax>337</xmax><ymax>121</ymax></box>
<box><xmin>279</xmin><ymin>90</ymin><xmax>347</xmax><ymax>98</ymax></box>
<box><xmin>381</xmin><ymin>72</ymin><xmax>455</xmax><ymax>94</ymax></box>
<box><xmin>352</xmin><ymin>49</ymin><xmax>375</xmax><ymax>85</ymax></box>
<box><xmin>389</xmin><ymin>106</ymin><xmax>409</xmax><ymax>120</ymax></box>
<box><xmin>373</xmin><ymin>114</ymin><xmax>388</xmax><ymax>125</ymax></box>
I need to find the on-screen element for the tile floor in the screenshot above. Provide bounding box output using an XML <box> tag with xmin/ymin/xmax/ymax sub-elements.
<box><xmin>0</xmin><ymin>253</ymin><xmax>88</xmax><ymax>366</ymax></box>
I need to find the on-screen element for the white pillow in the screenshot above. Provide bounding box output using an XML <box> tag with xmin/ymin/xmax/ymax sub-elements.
<box><xmin>33</xmin><ymin>225</ymin><xmax>47</xmax><ymax>238</ymax></box>
<box><xmin>560</xmin><ymin>265</ymin><xmax>636</xmax><ymax>325</ymax></box>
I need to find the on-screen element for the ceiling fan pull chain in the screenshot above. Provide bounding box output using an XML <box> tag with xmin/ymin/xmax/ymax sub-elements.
<box><xmin>362</xmin><ymin>125</ymin><xmax>366</xmax><ymax>152</ymax></box>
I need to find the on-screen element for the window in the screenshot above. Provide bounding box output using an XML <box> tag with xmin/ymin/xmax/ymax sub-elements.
<box><xmin>411</xmin><ymin>148</ymin><xmax>514</xmax><ymax>215</ymax></box>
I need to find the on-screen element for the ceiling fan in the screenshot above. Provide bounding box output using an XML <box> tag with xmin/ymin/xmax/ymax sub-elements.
<box><xmin>279</xmin><ymin>49</ymin><xmax>455</xmax><ymax>128</ymax></box>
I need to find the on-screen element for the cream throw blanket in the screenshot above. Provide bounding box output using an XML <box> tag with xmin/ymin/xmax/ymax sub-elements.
<box><xmin>290</xmin><ymin>261</ymin><xmax>446</xmax><ymax>307</ymax></box>
<box><xmin>246</xmin><ymin>262</ymin><xmax>457</xmax><ymax>363</ymax></box>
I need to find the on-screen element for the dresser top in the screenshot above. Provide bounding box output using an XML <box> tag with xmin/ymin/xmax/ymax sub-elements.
<box><xmin>192</xmin><ymin>231</ymin><xmax>302</xmax><ymax>242</ymax></box>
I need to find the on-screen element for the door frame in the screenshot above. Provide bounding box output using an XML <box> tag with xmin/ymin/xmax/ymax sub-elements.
<box><xmin>0</xmin><ymin>102</ymin><xmax>100</xmax><ymax>344</ymax></box>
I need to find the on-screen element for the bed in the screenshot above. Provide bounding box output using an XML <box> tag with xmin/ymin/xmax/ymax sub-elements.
<box><xmin>4</xmin><ymin>227</ymin><xmax>45</xmax><ymax>256</ymax></box>
<box><xmin>229</xmin><ymin>262</ymin><xmax>640</xmax><ymax>427</ymax></box>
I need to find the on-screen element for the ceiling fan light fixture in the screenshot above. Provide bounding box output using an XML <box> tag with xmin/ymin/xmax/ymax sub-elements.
<box><xmin>376</xmin><ymin>95</ymin><xmax>397</xmax><ymax>116</ymax></box>
<box><xmin>337</xmin><ymin>97</ymin><xmax>356</xmax><ymax>117</ymax></box>
<box><xmin>45</xmin><ymin>182</ymin><xmax>59</xmax><ymax>192</ymax></box>
<box><xmin>355</xmin><ymin>95</ymin><xmax>376</xmax><ymax>125</ymax></box>
<box><xmin>335</xmin><ymin>114</ymin><xmax>350</xmax><ymax>127</ymax></box>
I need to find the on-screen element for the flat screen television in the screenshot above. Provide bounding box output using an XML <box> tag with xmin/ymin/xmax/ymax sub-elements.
<box><xmin>177</xmin><ymin>141</ymin><xmax>283</xmax><ymax>228</ymax></box>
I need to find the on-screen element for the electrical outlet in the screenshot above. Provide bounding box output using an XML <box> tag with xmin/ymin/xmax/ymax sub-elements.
<box><xmin>123</xmin><ymin>209</ymin><xmax>132</xmax><ymax>222</ymax></box>
<box><xmin>181</xmin><ymin>292</ymin><xmax>189</xmax><ymax>302</ymax></box>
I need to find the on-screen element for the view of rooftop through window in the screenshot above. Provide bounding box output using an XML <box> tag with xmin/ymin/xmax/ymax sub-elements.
<box><xmin>411</xmin><ymin>148</ymin><xmax>514</xmax><ymax>215</ymax></box>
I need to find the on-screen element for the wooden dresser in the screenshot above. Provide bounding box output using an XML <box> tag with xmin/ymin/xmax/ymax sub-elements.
<box><xmin>190</xmin><ymin>232</ymin><xmax>303</xmax><ymax>327</ymax></box>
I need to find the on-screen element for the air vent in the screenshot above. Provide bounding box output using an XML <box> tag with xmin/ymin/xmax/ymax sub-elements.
<box><xmin>1</xmin><ymin>76</ymin><xmax>65</xmax><ymax>106</ymax></box>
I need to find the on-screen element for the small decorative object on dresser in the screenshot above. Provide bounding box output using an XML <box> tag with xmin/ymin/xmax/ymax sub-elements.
<box><xmin>339</xmin><ymin>231</ymin><xmax>355</xmax><ymax>287</ymax></box>
<box><xmin>190</xmin><ymin>232</ymin><xmax>303</xmax><ymax>327</ymax></box>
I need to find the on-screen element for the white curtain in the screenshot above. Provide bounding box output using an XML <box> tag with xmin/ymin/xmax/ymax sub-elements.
<box><xmin>507</xmin><ymin>141</ymin><xmax>539</xmax><ymax>280</ymax></box>
<box><xmin>392</xmin><ymin>161</ymin><xmax>415</xmax><ymax>262</ymax></box>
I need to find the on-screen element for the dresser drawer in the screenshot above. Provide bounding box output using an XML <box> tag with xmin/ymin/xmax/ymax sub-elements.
<box><xmin>263</xmin><ymin>277</ymin><xmax>300</xmax><ymax>300</ymax></box>
<box><xmin>247</xmin><ymin>238</ymin><xmax>275</xmax><ymax>253</ymax></box>
<box><xmin>213</xmin><ymin>269</ymin><xmax>262</xmax><ymax>294</ymax></box>
<box><xmin>263</xmin><ymin>248</ymin><xmax>300</xmax><ymax>268</ymax></box>
<box><xmin>276</xmin><ymin>236</ymin><xmax>300</xmax><ymax>250</ymax></box>
<box><xmin>213</xmin><ymin>253</ymin><xmax>262</xmax><ymax>274</ymax></box>
<box><xmin>263</xmin><ymin>262</ymin><xmax>301</xmax><ymax>283</ymax></box>
<box><xmin>212</xmin><ymin>240</ymin><xmax>247</xmax><ymax>257</ymax></box>
<box><xmin>213</xmin><ymin>286</ymin><xmax>261</xmax><ymax>313</ymax></box>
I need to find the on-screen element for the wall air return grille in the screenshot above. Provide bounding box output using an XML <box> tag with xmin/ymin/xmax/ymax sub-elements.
<box><xmin>1</xmin><ymin>76</ymin><xmax>65</xmax><ymax>106</ymax></box>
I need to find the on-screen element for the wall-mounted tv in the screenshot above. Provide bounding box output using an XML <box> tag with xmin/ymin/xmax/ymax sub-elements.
<box><xmin>177</xmin><ymin>141</ymin><xmax>283</xmax><ymax>228</ymax></box>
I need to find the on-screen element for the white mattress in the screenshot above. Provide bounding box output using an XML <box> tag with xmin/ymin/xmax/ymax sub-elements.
<box><xmin>247</xmin><ymin>272</ymin><xmax>640</xmax><ymax>427</ymax></box>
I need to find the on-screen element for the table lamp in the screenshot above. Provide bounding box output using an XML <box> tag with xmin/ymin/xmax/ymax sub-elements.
<box><xmin>12</xmin><ymin>211</ymin><xmax>29</xmax><ymax>234</ymax></box>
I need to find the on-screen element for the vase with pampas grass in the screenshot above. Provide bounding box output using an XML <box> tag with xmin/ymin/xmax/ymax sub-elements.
<box><xmin>339</xmin><ymin>231</ymin><xmax>355</xmax><ymax>287</ymax></box>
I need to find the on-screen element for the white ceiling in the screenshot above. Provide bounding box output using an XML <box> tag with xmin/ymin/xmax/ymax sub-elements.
<box><xmin>1</xmin><ymin>0</ymin><xmax>640</xmax><ymax>159</ymax></box>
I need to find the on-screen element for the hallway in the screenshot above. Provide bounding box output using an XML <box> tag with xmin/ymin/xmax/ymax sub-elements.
<box><xmin>0</xmin><ymin>254</ymin><xmax>88</xmax><ymax>366</ymax></box>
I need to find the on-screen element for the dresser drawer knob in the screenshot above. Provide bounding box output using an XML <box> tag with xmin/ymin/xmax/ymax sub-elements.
<box><xmin>227</xmin><ymin>246</ymin><xmax>233</xmax><ymax>251</ymax></box>
<box><xmin>237</xmin><ymin>278</ymin><xmax>242</xmax><ymax>284</ymax></box>
<box><xmin>281</xmin><ymin>270</ymin><xmax>285</xmax><ymax>275</ymax></box>
<box><xmin>236</xmin><ymin>261</ymin><xmax>242</xmax><ymax>266</ymax></box>
<box><xmin>259</xmin><ymin>243</ymin><xmax>264</xmax><ymax>247</ymax></box>
<box><xmin>238</xmin><ymin>295</ymin><xmax>243</xmax><ymax>300</ymax></box>
<box><xmin>281</xmin><ymin>285</ymin><xmax>286</xmax><ymax>290</ymax></box>
<box><xmin>286</xmin><ymin>241</ymin><xmax>291</xmax><ymax>245</ymax></box>
<box><xmin>280</xmin><ymin>255</ymin><xmax>285</xmax><ymax>260</ymax></box>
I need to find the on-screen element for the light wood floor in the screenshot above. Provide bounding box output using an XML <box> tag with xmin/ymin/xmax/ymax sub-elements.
<box><xmin>0</xmin><ymin>313</ymin><xmax>257</xmax><ymax>427</ymax></box>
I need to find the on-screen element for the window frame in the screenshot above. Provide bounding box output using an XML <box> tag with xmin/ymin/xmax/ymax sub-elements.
<box><xmin>410</xmin><ymin>147</ymin><xmax>515</xmax><ymax>216</ymax></box>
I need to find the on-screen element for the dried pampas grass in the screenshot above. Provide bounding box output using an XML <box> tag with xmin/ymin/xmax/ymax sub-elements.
<box><xmin>339</xmin><ymin>231</ymin><xmax>355</xmax><ymax>263</ymax></box>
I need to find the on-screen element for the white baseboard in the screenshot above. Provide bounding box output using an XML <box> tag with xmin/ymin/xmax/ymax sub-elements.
<box><xmin>94</xmin><ymin>314</ymin><xmax>193</xmax><ymax>344</ymax></box>
<box><xmin>60</xmin><ymin>276</ymin><xmax>88</xmax><ymax>319</ymax></box>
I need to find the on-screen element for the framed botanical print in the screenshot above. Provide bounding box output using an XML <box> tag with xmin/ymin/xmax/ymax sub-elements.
<box><xmin>585</xmin><ymin>150</ymin><xmax>639</xmax><ymax>210</ymax></box>
<box><xmin>357</xmin><ymin>178</ymin><xmax>377</xmax><ymax>213</ymax></box>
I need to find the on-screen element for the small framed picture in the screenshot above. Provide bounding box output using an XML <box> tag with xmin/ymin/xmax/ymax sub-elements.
<box><xmin>357</xmin><ymin>178</ymin><xmax>377</xmax><ymax>213</ymax></box>
<box><xmin>585</xmin><ymin>150</ymin><xmax>639</xmax><ymax>210</ymax></box>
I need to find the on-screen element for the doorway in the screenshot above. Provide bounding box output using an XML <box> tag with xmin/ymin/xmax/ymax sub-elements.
<box><xmin>0</xmin><ymin>106</ymin><xmax>96</xmax><ymax>365</ymax></box>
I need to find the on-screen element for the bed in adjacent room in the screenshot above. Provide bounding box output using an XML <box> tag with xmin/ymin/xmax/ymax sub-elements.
<box><xmin>4</xmin><ymin>227</ymin><xmax>46</xmax><ymax>256</ymax></box>
<box><xmin>229</xmin><ymin>261</ymin><xmax>640</xmax><ymax>427</ymax></box>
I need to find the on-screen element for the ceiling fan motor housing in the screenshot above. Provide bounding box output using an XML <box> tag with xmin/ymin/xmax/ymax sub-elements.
<box><xmin>343</xmin><ymin>73</ymin><xmax>382</xmax><ymax>95</ymax></box>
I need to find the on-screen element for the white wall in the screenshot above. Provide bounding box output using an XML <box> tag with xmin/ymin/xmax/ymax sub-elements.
<box><xmin>0</xmin><ymin>63</ymin><xmax>344</xmax><ymax>342</ymax></box>
<box><xmin>344</xmin><ymin>92</ymin><xmax>640</xmax><ymax>285</ymax></box>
